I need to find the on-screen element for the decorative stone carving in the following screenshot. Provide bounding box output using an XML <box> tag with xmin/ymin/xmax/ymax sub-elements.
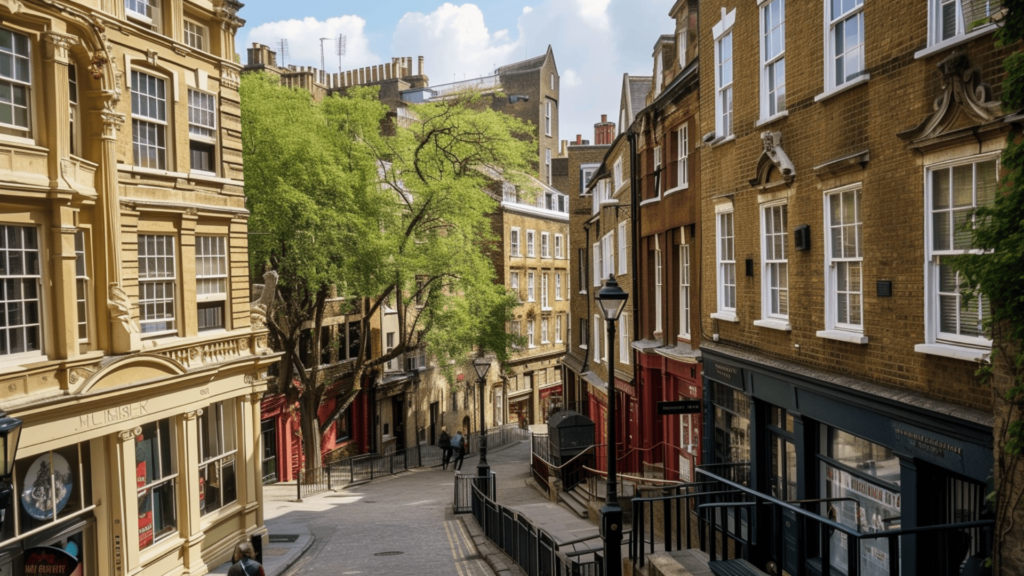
<box><xmin>107</xmin><ymin>283</ymin><xmax>140</xmax><ymax>334</ymax></box>
<box><xmin>146</xmin><ymin>49</ymin><xmax>159</xmax><ymax>67</ymax></box>
<box><xmin>898</xmin><ymin>52</ymin><xmax>1004</xmax><ymax>145</ymax></box>
<box><xmin>213</xmin><ymin>0</ymin><xmax>246</xmax><ymax>32</ymax></box>
<box><xmin>184</xmin><ymin>207</ymin><xmax>199</xmax><ymax>217</ymax></box>
<box><xmin>221</xmin><ymin>66</ymin><xmax>241</xmax><ymax>91</ymax></box>
<box><xmin>250</xmin><ymin>270</ymin><xmax>279</xmax><ymax>330</ymax></box>
<box><xmin>0</xmin><ymin>0</ymin><xmax>24</xmax><ymax>14</ymax></box>
<box><xmin>118</xmin><ymin>426</ymin><xmax>143</xmax><ymax>442</ymax></box>
<box><xmin>255</xmin><ymin>335</ymin><xmax>268</xmax><ymax>351</ymax></box>
<box><xmin>41</xmin><ymin>32</ymin><xmax>78</xmax><ymax>62</ymax></box>
<box><xmin>101</xmin><ymin>98</ymin><xmax>125</xmax><ymax>139</ymax></box>
<box><xmin>244</xmin><ymin>373</ymin><xmax>254</xmax><ymax>385</ymax></box>
<box><xmin>183</xmin><ymin>409</ymin><xmax>204</xmax><ymax>421</ymax></box>
<box><xmin>749</xmin><ymin>131</ymin><xmax>795</xmax><ymax>189</ymax></box>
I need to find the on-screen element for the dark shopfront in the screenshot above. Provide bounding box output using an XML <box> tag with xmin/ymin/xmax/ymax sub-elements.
<box><xmin>701</xmin><ymin>348</ymin><xmax>993</xmax><ymax>575</ymax></box>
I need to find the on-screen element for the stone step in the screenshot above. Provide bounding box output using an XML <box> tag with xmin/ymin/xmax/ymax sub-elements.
<box><xmin>560</xmin><ymin>487</ymin><xmax>590</xmax><ymax>518</ymax></box>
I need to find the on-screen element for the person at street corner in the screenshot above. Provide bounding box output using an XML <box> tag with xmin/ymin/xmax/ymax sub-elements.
<box><xmin>451</xmin><ymin>430</ymin><xmax>466</xmax><ymax>472</ymax></box>
<box><xmin>227</xmin><ymin>541</ymin><xmax>266</xmax><ymax>576</ymax></box>
<box><xmin>438</xmin><ymin>425</ymin><xmax>453</xmax><ymax>470</ymax></box>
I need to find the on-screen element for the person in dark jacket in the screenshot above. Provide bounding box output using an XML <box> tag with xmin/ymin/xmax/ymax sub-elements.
<box><xmin>227</xmin><ymin>542</ymin><xmax>265</xmax><ymax>576</ymax></box>
<box><xmin>451</xmin><ymin>430</ymin><xmax>466</xmax><ymax>472</ymax></box>
<box><xmin>438</xmin><ymin>426</ymin><xmax>452</xmax><ymax>470</ymax></box>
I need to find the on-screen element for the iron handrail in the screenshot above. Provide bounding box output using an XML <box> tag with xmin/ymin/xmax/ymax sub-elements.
<box><xmin>582</xmin><ymin>465</ymin><xmax>693</xmax><ymax>487</ymax></box>
<box><xmin>533</xmin><ymin>443</ymin><xmax>606</xmax><ymax>471</ymax></box>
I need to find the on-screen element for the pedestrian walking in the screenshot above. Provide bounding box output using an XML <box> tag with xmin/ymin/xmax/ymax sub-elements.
<box><xmin>438</xmin><ymin>426</ymin><xmax>452</xmax><ymax>470</ymax></box>
<box><xmin>227</xmin><ymin>542</ymin><xmax>266</xmax><ymax>576</ymax></box>
<box><xmin>451</xmin><ymin>430</ymin><xmax>466</xmax><ymax>472</ymax></box>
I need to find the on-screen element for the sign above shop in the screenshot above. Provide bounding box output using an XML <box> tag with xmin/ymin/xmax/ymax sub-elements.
<box><xmin>20</xmin><ymin>454</ymin><xmax>73</xmax><ymax>521</ymax></box>
<box><xmin>657</xmin><ymin>400</ymin><xmax>702</xmax><ymax>415</ymax></box>
<box><xmin>706</xmin><ymin>360</ymin><xmax>744</xmax><ymax>389</ymax></box>
<box><xmin>23</xmin><ymin>546</ymin><xmax>79</xmax><ymax>576</ymax></box>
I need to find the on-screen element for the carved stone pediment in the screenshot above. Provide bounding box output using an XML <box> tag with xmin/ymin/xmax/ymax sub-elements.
<box><xmin>749</xmin><ymin>131</ymin><xmax>795</xmax><ymax>190</ymax></box>
<box><xmin>898</xmin><ymin>52</ymin><xmax>1004</xmax><ymax>147</ymax></box>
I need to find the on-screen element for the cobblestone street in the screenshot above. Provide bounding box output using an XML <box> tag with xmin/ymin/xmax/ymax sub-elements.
<box><xmin>274</xmin><ymin>439</ymin><xmax>538</xmax><ymax>576</ymax></box>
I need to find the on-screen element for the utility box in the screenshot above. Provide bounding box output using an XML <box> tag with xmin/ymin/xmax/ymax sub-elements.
<box><xmin>547</xmin><ymin>410</ymin><xmax>595</xmax><ymax>466</ymax></box>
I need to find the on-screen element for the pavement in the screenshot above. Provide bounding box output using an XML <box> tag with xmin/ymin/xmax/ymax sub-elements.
<box><xmin>208</xmin><ymin>438</ymin><xmax>572</xmax><ymax>576</ymax></box>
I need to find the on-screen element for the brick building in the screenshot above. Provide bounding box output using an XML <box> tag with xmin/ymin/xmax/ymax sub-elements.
<box><xmin>697</xmin><ymin>0</ymin><xmax>1012</xmax><ymax>572</ymax></box>
<box><xmin>0</xmin><ymin>0</ymin><xmax>280</xmax><ymax>573</ymax></box>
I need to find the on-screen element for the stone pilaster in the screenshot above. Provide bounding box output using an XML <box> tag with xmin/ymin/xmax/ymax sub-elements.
<box><xmin>180</xmin><ymin>210</ymin><xmax>198</xmax><ymax>336</ymax></box>
<box><xmin>41</xmin><ymin>32</ymin><xmax>76</xmax><ymax>187</ymax></box>
<box><xmin>116</xmin><ymin>426</ymin><xmax>143</xmax><ymax>574</ymax></box>
<box><xmin>178</xmin><ymin>409</ymin><xmax>205</xmax><ymax>574</ymax></box>
<box><xmin>49</xmin><ymin>201</ymin><xmax>80</xmax><ymax>361</ymax></box>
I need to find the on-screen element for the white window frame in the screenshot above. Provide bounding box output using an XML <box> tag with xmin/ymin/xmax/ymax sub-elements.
<box><xmin>126</xmin><ymin>0</ymin><xmax>159</xmax><ymax>24</ymax></box>
<box><xmin>510</xmin><ymin>270</ymin><xmax>520</xmax><ymax>293</ymax></box>
<box><xmin>825</xmin><ymin>0</ymin><xmax>866</xmax><ymax>93</ymax></box>
<box><xmin>613</xmin><ymin>157</ymin><xmax>624</xmax><ymax>191</ymax></box>
<box><xmin>195</xmin><ymin>236</ymin><xmax>228</xmax><ymax>332</ymax></box>
<box><xmin>713</xmin><ymin>207</ymin><xmax>738</xmax><ymax>321</ymax></box>
<box><xmin>74</xmin><ymin>230</ymin><xmax>90</xmax><ymax>343</ymax></box>
<box><xmin>541</xmin><ymin>318</ymin><xmax>549</xmax><ymax>343</ymax></box>
<box><xmin>545</xmin><ymin>148</ymin><xmax>552</xmax><ymax>185</ymax></box>
<box><xmin>0</xmin><ymin>27</ymin><xmax>32</xmax><ymax>134</ymax></box>
<box><xmin>527</xmin><ymin>230</ymin><xmax>536</xmax><ymax>257</ymax></box>
<box><xmin>541</xmin><ymin>232</ymin><xmax>550</xmax><ymax>258</ymax></box>
<box><xmin>579</xmin><ymin>248</ymin><xmax>588</xmax><ymax>294</ymax></box>
<box><xmin>555</xmin><ymin>315</ymin><xmax>563</xmax><ymax>343</ymax></box>
<box><xmin>926</xmin><ymin>0</ymin><xmax>1001</xmax><ymax>51</ymax></box>
<box><xmin>528</xmin><ymin>271</ymin><xmax>535</xmax><ymax>302</ymax></box>
<box><xmin>593</xmin><ymin>241</ymin><xmax>602</xmax><ymax>287</ymax></box>
<box><xmin>618</xmin><ymin>221</ymin><xmax>627</xmax><ymax>275</ymax></box>
<box><xmin>0</xmin><ymin>224</ymin><xmax>43</xmax><ymax>360</ymax></box>
<box><xmin>655</xmin><ymin>235</ymin><xmax>663</xmax><ymax>334</ymax></box>
<box><xmin>760</xmin><ymin>0</ymin><xmax>787</xmax><ymax>120</ymax></box>
<box><xmin>541</xmin><ymin>273</ymin><xmax>549</xmax><ymax>309</ymax></box>
<box><xmin>581</xmin><ymin>163</ymin><xmax>600</xmax><ymax>196</ymax></box>
<box><xmin>713</xmin><ymin>9</ymin><xmax>736</xmax><ymax>140</ymax></box>
<box><xmin>511</xmin><ymin>228</ymin><xmax>521</xmax><ymax>257</ymax></box>
<box><xmin>545</xmin><ymin>100</ymin><xmax>552</xmax><ymax>136</ymax></box>
<box><xmin>818</xmin><ymin>185</ymin><xmax>867</xmax><ymax>343</ymax></box>
<box><xmin>580</xmin><ymin>317</ymin><xmax>588</xmax><ymax>349</ymax></box>
<box><xmin>758</xmin><ymin>202</ymin><xmax>790</xmax><ymax>329</ymax></box>
<box><xmin>138</xmin><ymin>234</ymin><xmax>178</xmax><ymax>336</ymax></box>
<box><xmin>679</xmin><ymin>240</ymin><xmax>691</xmax><ymax>339</ymax></box>
<box><xmin>593</xmin><ymin>314</ymin><xmax>601</xmax><ymax>364</ymax></box>
<box><xmin>198</xmin><ymin>400</ymin><xmax>238</xmax><ymax>516</ymax></box>
<box><xmin>188</xmin><ymin>89</ymin><xmax>217</xmax><ymax>175</ymax></box>
<box><xmin>555</xmin><ymin>273</ymin><xmax>562</xmax><ymax>300</ymax></box>
<box><xmin>131</xmin><ymin>71</ymin><xmax>169</xmax><ymax>170</ymax></box>
<box><xmin>69</xmin><ymin>64</ymin><xmax>80</xmax><ymax>155</ymax></box>
<box><xmin>528</xmin><ymin>319</ymin><xmax>536</xmax><ymax>348</ymax></box>
<box><xmin>603</xmin><ymin>232</ymin><xmax>615</xmax><ymax>282</ymax></box>
<box><xmin>183</xmin><ymin>18</ymin><xmax>209</xmax><ymax>52</ymax></box>
<box><xmin>554</xmin><ymin>234</ymin><xmax>563</xmax><ymax>259</ymax></box>
<box><xmin>678</xmin><ymin>125</ymin><xmax>689</xmax><ymax>189</ymax></box>
<box><xmin>619</xmin><ymin>313</ymin><xmax>630</xmax><ymax>365</ymax></box>
<box><xmin>653</xmin><ymin>146</ymin><xmax>662</xmax><ymax>198</ymax></box>
<box><xmin>920</xmin><ymin>154</ymin><xmax>997</xmax><ymax>353</ymax></box>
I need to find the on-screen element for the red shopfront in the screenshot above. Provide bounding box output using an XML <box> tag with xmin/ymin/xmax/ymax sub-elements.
<box><xmin>638</xmin><ymin>350</ymin><xmax>703</xmax><ymax>481</ymax></box>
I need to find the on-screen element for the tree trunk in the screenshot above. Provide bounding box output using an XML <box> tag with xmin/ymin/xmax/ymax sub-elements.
<box><xmin>299</xmin><ymin>392</ymin><xmax>323</xmax><ymax>478</ymax></box>
<box><xmin>993</xmin><ymin>347</ymin><xmax>1024</xmax><ymax>575</ymax></box>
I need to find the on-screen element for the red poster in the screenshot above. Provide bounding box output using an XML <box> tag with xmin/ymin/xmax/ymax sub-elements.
<box><xmin>136</xmin><ymin>438</ymin><xmax>153</xmax><ymax>549</ymax></box>
<box><xmin>23</xmin><ymin>547</ymin><xmax>79</xmax><ymax>575</ymax></box>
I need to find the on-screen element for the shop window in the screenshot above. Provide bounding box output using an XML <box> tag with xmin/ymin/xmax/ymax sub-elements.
<box><xmin>0</xmin><ymin>225</ymin><xmax>41</xmax><ymax>358</ymax></box>
<box><xmin>335</xmin><ymin>406</ymin><xmax>351</xmax><ymax>443</ymax></box>
<box><xmin>712</xmin><ymin>382</ymin><xmax>750</xmax><ymax>473</ymax></box>
<box><xmin>136</xmin><ymin>418</ymin><xmax>177</xmax><ymax>549</ymax></box>
<box><xmin>199</xmin><ymin>401</ymin><xmax>237</xmax><ymax>516</ymax></box>
<box><xmin>6</xmin><ymin>443</ymin><xmax>92</xmax><ymax>543</ymax></box>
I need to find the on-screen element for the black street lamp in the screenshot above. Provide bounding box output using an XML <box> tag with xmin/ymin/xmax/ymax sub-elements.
<box><xmin>595</xmin><ymin>274</ymin><xmax>628</xmax><ymax>576</ymax></box>
<box><xmin>472</xmin><ymin>356</ymin><xmax>492</xmax><ymax>480</ymax></box>
<box><xmin>0</xmin><ymin>410</ymin><xmax>23</xmax><ymax>534</ymax></box>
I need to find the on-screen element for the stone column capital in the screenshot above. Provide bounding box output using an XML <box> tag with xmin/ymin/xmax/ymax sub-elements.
<box><xmin>41</xmin><ymin>31</ymin><xmax>78</xmax><ymax>63</ymax></box>
<box><xmin>118</xmin><ymin>426</ymin><xmax>142</xmax><ymax>442</ymax></box>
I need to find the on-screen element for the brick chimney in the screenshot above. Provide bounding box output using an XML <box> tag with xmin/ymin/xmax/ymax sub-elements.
<box><xmin>595</xmin><ymin>114</ymin><xmax>615</xmax><ymax>145</ymax></box>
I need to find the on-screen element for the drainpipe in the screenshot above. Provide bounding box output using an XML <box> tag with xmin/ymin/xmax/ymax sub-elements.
<box><xmin>627</xmin><ymin>124</ymin><xmax>642</xmax><ymax>467</ymax></box>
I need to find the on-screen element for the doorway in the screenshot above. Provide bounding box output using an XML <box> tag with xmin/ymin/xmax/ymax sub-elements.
<box><xmin>393</xmin><ymin>398</ymin><xmax>405</xmax><ymax>451</ymax></box>
<box><xmin>767</xmin><ymin>407</ymin><xmax>798</xmax><ymax>576</ymax></box>
<box><xmin>261</xmin><ymin>419</ymin><xmax>278</xmax><ymax>484</ymax></box>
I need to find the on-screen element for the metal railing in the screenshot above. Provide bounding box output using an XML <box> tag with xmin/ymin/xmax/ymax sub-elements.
<box><xmin>530</xmin><ymin>434</ymin><xmax>602</xmax><ymax>494</ymax></box>
<box><xmin>626</xmin><ymin>462</ymin><xmax>995</xmax><ymax>575</ymax></box>
<box><xmin>294</xmin><ymin>423</ymin><xmax>528</xmax><ymax>499</ymax></box>
<box><xmin>471</xmin><ymin>480</ymin><xmax>604</xmax><ymax>576</ymax></box>
<box><xmin>455</xmin><ymin>473</ymin><xmax>496</xmax><ymax>514</ymax></box>
<box><xmin>468</xmin><ymin>422</ymin><xmax>532</xmax><ymax>453</ymax></box>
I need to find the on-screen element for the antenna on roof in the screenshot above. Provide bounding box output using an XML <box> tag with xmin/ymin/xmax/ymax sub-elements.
<box><xmin>336</xmin><ymin>34</ymin><xmax>347</xmax><ymax>73</ymax></box>
<box><xmin>319</xmin><ymin>38</ymin><xmax>330</xmax><ymax>72</ymax></box>
<box><xmin>278</xmin><ymin>39</ymin><xmax>289</xmax><ymax>66</ymax></box>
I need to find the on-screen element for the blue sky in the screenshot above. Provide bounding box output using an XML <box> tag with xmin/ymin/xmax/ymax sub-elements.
<box><xmin>239</xmin><ymin>1</ymin><xmax>676</xmax><ymax>143</ymax></box>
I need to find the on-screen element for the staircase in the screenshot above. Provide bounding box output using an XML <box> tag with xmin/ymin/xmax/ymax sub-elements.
<box><xmin>559</xmin><ymin>484</ymin><xmax>591</xmax><ymax>518</ymax></box>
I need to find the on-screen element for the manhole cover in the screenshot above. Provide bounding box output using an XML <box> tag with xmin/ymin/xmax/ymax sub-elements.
<box><xmin>268</xmin><ymin>535</ymin><xmax>300</xmax><ymax>543</ymax></box>
<box><xmin>373</xmin><ymin>551</ymin><xmax>404</xmax><ymax>557</ymax></box>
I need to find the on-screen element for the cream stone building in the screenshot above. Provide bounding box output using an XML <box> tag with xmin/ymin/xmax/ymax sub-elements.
<box><xmin>0</xmin><ymin>0</ymin><xmax>278</xmax><ymax>575</ymax></box>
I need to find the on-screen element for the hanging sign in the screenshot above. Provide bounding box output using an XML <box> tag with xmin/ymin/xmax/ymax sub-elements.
<box><xmin>23</xmin><ymin>546</ymin><xmax>79</xmax><ymax>576</ymax></box>
<box><xmin>657</xmin><ymin>400</ymin><xmax>702</xmax><ymax>415</ymax></box>
<box><xmin>20</xmin><ymin>454</ymin><xmax>74</xmax><ymax>521</ymax></box>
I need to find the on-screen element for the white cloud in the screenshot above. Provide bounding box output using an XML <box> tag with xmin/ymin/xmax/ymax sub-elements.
<box><xmin>562</xmin><ymin>69</ymin><xmax>582</xmax><ymax>87</ymax></box>
<box><xmin>572</xmin><ymin>0</ymin><xmax>611</xmax><ymax>30</ymax></box>
<box><xmin>522</xmin><ymin>6</ymin><xmax>533</xmax><ymax>14</ymax></box>
<box><xmin>244</xmin><ymin>16</ymin><xmax>380</xmax><ymax>72</ymax></box>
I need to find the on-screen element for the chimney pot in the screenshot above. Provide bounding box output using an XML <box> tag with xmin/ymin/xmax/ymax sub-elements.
<box><xmin>575</xmin><ymin>134</ymin><xmax>582</xmax><ymax>145</ymax></box>
<box><xmin>601</xmin><ymin>114</ymin><xmax>607</xmax><ymax>122</ymax></box>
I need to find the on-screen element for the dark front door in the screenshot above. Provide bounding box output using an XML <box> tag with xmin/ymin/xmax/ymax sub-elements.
<box><xmin>393</xmin><ymin>398</ymin><xmax>405</xmax><ymax>451</ymax></box>
<box><xmin>261</xmin><ymin>419</ymin><xmax>277</xmax><ymax>484</ymax></box>
<box><xmin>768</xmin><ymin>407</ymin><xmax>798</xmax><ymax>575</ymax></box>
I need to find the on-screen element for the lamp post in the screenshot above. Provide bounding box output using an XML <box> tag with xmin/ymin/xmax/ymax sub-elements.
<box><xmin>596</xmin><ymin>274</ymin><xmax>628</xmax><ymax>576</ymax></box>
<box><xmin>0</xmin><ymin>410</ymin><xmax>23</xmax><ymax>534</ymax></box>
<box><xmin>472</xmin><ymin>356</ymin><xmax>492</xmax><ymax>481</ymax></box>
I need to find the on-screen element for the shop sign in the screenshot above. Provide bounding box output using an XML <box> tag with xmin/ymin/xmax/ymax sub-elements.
<box><xmin>23</xmin><ymin>546</ymin><xmax>79</xmax><ymax>575</ymax></box>
<box><xmin>20</xmin><ymin>454</ymin><xmax>74</xmax><ymax>521</ymax></box>
<box><xmin>657</xmin><ymin>400</ymin><xmax>702</xmax><ymax>415</ymax></box>
<box><xmin>706</xmin><ymin>360</ymin><xmax>743</xmax><ymax>389</ymax></box>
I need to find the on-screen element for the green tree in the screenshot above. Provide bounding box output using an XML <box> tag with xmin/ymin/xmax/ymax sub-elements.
<box><xmin>241</xmin><ymin>75</ymin><xmax>530</xmax><ymax>471</ymax></box>
<box><xmin>950</xmin><ymin>8</ymin><xmax>1024</xmax><ymax>572</ymax></box>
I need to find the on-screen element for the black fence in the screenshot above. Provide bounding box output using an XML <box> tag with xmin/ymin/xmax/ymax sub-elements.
<box><xmin>295</xmin><ymin>424</ymin><xmax>528</xmax><ymax>500</ymax></box>
<box><xmin>454</xmin><ymin>473</ymin><xmax>495</xmax><ymax>514</ymax></box>
<box><xmin>468</xmin><ymin>422</ymin><xmax>532</xmax><ymax>453</ymax></box>
<box><xmin>471</xmin><ymin>481</ymin><xmax>603</xmax><ymax>576</ymax></box>
<box><xmin>627</xmin><ymin>463</ymin><xmax>995</xmax><ymax>576</ymax></box>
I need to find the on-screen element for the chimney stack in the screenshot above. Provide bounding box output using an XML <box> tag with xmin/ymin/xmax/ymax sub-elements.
<box><xmin>595</xmin><ymin>114</ymin><xmax>615</xmax><ymax>145</ymax></box>
<box><xmin>575</xmin><ymin>134</ymin><xmax>582</xmax><ymax>145</ymax></box>
<box><xmin>418</xmin><ymin>56</ymin><xmax>425</xmax><ymax>76</ymax></box>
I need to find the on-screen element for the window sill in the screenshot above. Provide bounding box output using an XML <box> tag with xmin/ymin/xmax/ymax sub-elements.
<box><xmin>639</xmin><ymin>196</ymin><xmax>661</xmax><ymax>206</ymax></box>
<box><xmin>914</xmin><ymin>343</ymin><xmax>990</xmax><ymax>363</ymax></box>
<box><xmin>119</xmin><ymin>164</ymin><xmax>189</xmax><ymax>179</ymax></box>
<box><xmin>814</xmin><ymin>74</ymin><xmax>870</xmax><ymax>103</ymax></box>
<box><xmin>579</xmin><ymin>345</ymin><xmax>588</xmax><ymax>350</ymax></box>
<box><xmin>142</xmin><ymin>329</ymin><xmax>179</xmax><ymax>341</ymax></box>
<box><xmin>663</xmin><ymin>184</ymin><xmax>689</xmax><ymax>198</ymax></box>
<box><xmin>754</xmin><ymin>318</ymin><xmax>792</xmax><ymax>332</ymax></box>
<box><xmin>816</xmin><ymin>329</ymin><xmax>868</xmax><ymax>345</ymax></box>
<box><xmin>0</xmin><ymin>354</ymin><xmax>51</xmax><ymax>375</ymax></box>
<box><xmin>141</xmin><ymin>535</ymin><xmax>185</xmax><ymax>566</ymax></box>
<box><xmin>0</xmin><ymin>133</ymin><xmax>40</xmax><ymax>149</ymax></box>
<box><xmin>709</xmin><ymin>134</ymin><xmax>736</xmax><ymax>148</ymax></box>
<box><xmin>579</xmin><ymin>291</ymin><xmax>588</xmax><ymax>295</ymax></box>
<box><xmin>199</xmin><ymin>500</ymin><xmax>243</xmax><ymax>527</ymax></box>
<box><xmin>541</xmin><ymin>307</ymin><xmax>553</xmax><ymax>312</ymax></box>
<box><xmin>755</xmin><ymin>110</ymin><xmax>789</xmax><ymax>128</ymax></box>
<box><xmin>711</xmin><ymin>312</ymin><xmax>738</xmax><ymax>323</ymax></box>
<box><xmin>915</xmin><ymin>25</ymin><xmax>997</xmax><ymax>59</ymax></box>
